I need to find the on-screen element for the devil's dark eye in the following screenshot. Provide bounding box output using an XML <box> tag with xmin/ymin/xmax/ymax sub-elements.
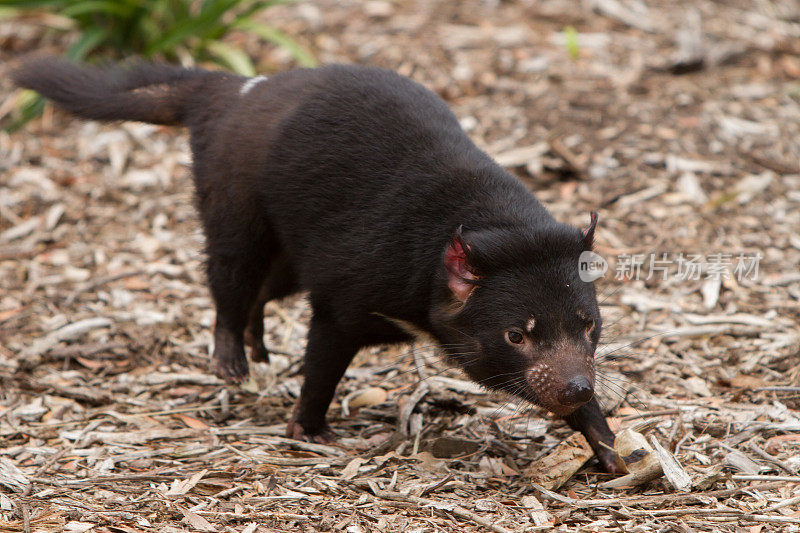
<box><xmin>506</xmin><ymin>330</ymin><xmax>524</xmax><ymax>344</ymax></box>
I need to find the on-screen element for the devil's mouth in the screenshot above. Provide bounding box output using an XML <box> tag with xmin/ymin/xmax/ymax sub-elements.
<box><xmin>512</xmin><ymin>384</ymin><xmax>592</xmax><ymax>417</ymax></box>
<box><xmin>546</xmin><ymin>400</ymin><xmax>589</xmax><ymax>416</ymax></box>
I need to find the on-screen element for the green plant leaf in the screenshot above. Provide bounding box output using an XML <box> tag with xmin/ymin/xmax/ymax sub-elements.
<box><xmin>236</xmin><ymin>18</ymin><xmax>316</xmax><ymax>67</ymax></box>
<box><xmin>0</xmin><ymin>7</ymin><xmax>20</xmax><ymax>19</ymax></box>
<box><xmin>66</xmin><ymin>26</ymin><xmax>110</xmax><ymax>60</ymax></box>
<box><xmin>564</xmin><ymin>25</ymin><xmax>580</xmax><ymax>61</ymax></box>
<box><xmin>231</xmin><ymin>0</ymin><xmax>293</xmax><ymax>26</ymax></box>
<box><xmin>3</xmin><ymin>90</ymin><xmax>46</xmax><ymax>133</ymax></box>
<box><xmin>205</xmin><ymin>40</ymin><xmax>255</xmax><ymax>75</ymax></box>
<box><xmin>0</xmin><ymin>1</ymin><xmax>67</xmax><ymax>8</ymax></box>
<box><xmin>146</xmin><ymin>0</ymin><xmax>239</xmax><ymax>55</ymax></box>
<box><xmin>60</xmin><ymin>1</ymin><xmax>134</xmax><ymax>18</ymax></box>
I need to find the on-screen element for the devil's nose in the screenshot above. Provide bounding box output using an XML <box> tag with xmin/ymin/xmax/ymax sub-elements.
<box><xmin>561</xmin><ymin>376</ymin><xmax>593</xmax><ymax>405</ymax></box>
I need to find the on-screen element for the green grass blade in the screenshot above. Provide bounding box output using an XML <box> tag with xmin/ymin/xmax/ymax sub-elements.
<box><xmin>230</xmin><ymin>0</ymin><xmax>294</xmax><ymax>24</ymax></box>
<box><xmin>66</xmin><ymin>26</ymin><xmax>109</xmax><ymax>59</ymax></box>
<box><xmin>564</xmin><ymin>26</ymin><xmax>580</xmax><ymax>61</ymax></box>
<box><xmin>60</xmin><ymin>1</ymin><xmax>133</xmax><ymax>18</ymax></box>
<box><xmin>235</xmin><ymin>19</ymin><xmax>316</xmax><ymax>67</ymax></box>
<box><xmin>146</xmin><ymin>0</ymin><xmax>239</xmax><ymax>55</ymax></box>
<box><xmin>3</xmin><ymin>90</ymin><xmax>46</xmax><ymax>133</ymax></box>
<box><xmin>0</xmin><ymin>7</ymin><xmax>20</xmax><ymax>19</ymax></box>
<box><xmin>205</xmin><ymin>40</ymin><xmax>255</xmax><ymax>76</ymax></box>
<box><xmin>0</xmin><ymin>1</ymin><xmax>67</xmax><ymax>8</ymax></box>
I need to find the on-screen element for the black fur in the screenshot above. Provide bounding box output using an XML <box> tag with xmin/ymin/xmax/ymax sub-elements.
<box><xmin>14</xmin><ymin>58</ymin><xmax>625</xmax><ymax>474</ymax></box>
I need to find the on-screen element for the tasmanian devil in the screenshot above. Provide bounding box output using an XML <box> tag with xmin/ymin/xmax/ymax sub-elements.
<box><xmin>14</xmin><ymin>58</ymin><xmax>626</xmax><ymax>473</ymax></box>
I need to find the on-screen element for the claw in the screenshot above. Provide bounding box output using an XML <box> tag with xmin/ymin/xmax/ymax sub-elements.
<box><xmin>211</xmin><ymin>354</ymin><xmax>250</xmax><ymax>383</ymax></box>
<box><xmin>286</xmin><ymin>420</ymin><xmax>337</xmax><ymax>444</ymax></box>
<box><xmin>597</xmin><ymin>446</ymin><xmax>628</xmax><ymax>475</ymax></box>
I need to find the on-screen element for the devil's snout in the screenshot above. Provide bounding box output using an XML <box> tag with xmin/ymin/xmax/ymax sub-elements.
<box><xmin>560</xmin><ymin>375</ymin><xmax>594</xmax><ymax>405</ymax></box>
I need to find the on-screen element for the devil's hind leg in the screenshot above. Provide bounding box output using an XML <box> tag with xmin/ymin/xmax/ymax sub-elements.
<box><xmin>244</xmin><ymin>251</ymin><xmax>298</xmax><ymax>363</ymax></box>
<box><xmin>200</xmin><ymin>193</ymin><xmax>274</xmax><ymax>382</ymax></box>
<box><xmin>206</xmin><ymin>243</ymin><xmax>269</xmax><ymax>382</ymax></box>
<box><xmin>244</xmin><ymin>281</ymin><xmax>271</xmax><ymax>363</ymax></box>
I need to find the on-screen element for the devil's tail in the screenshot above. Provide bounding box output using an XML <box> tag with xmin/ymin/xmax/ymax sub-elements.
<box><xmin>12</xmin><ymin>57</ymin><xmax>221</xmax><ymax>126</ymax></box>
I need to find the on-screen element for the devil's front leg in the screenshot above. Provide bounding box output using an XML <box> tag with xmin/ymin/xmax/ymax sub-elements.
<box><xmin>287</xmin><ymin>307</ymin><xmax>361</xmax><ymax>443</ymax></box>
<box><xmin>564</xmin><ymin>397</ymin><xmax>627</xmax><ymax>474</ymax></box>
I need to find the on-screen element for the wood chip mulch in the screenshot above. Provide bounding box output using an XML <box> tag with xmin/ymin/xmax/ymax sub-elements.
<box><xmin>0</xmin><ymin>0</ymin><xmax>799</xmax><ymax>531</ymax></box>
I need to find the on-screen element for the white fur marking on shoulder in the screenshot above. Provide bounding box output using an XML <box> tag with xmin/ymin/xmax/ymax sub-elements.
<box><xmin>239</xmin><ymin>75</ymin><xmax>268</xmax><ymax>96</ymax></box>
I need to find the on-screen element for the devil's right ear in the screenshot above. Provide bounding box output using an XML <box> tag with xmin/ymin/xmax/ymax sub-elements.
<box><xmin>581</xmin><ymin>211</ymin><xmax>598</xmax><ymax>250</ymax></box>
<box><xmin>444</xmin><ymin>226</ymin><xmax>480</xmax><ymax>302</ymax></box>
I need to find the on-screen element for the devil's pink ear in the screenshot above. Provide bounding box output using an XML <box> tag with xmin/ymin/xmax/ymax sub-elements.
<box><xmin>444</xmin><ymin>226</ymin><xmax>480</xmax><ymax>302</ymax></box>
<box><xmin>582</xmin><ymin>211</ymin><xmax>598</xmax><ymax>250</ymax></box>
